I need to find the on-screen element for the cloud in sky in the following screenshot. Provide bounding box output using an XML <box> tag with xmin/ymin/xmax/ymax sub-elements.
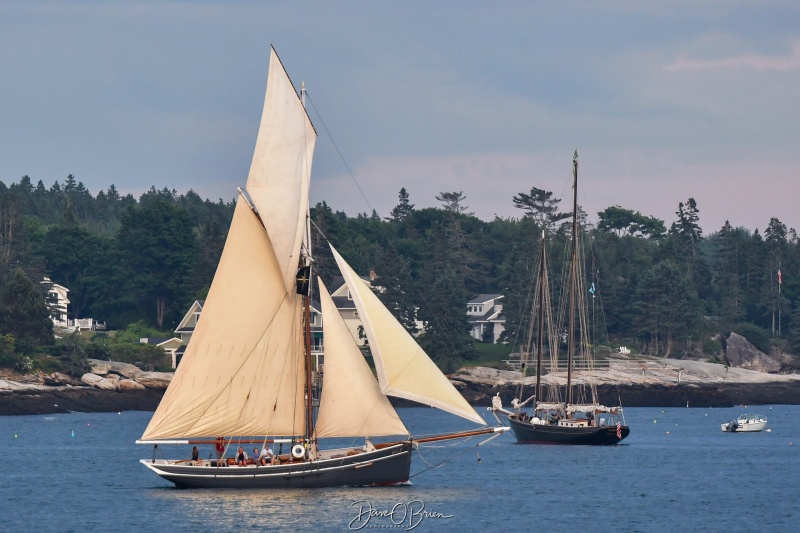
<box><xmin>1</xmin><ymin>1</ymin><xmax>799</xmax><ymax>236</ymax></box>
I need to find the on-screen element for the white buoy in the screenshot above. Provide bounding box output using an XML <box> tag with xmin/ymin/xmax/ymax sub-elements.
<box><xmin>766</xmin><ymin>429</ymin><xmax>772</xmax><ymax>433</ymax></box>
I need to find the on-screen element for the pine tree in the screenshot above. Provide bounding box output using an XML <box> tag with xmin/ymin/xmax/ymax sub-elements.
<box><xmin>0</xmin><ymin>267</ymin><xmax>54</xmax><ymax>348</ymax></box>
<box><xmin>388</xmin><ymin>188</ymin><xmax>415</xmax><ymax>222</ymax></box>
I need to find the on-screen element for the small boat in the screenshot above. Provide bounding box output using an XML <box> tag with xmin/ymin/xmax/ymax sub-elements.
<box><xmin>490</xmin><ymin>152</ymin><xmax>629</xmax><ymax>445</ymax></box>
<box><xmin>721</xmin><ymin>414</ymin><xmax>767</xmax><ymax>432</ymax></box>
<box><xmin>136</xmin><ymin>47</ymin><xmax>506</xmax><ymax>489</ymax></box>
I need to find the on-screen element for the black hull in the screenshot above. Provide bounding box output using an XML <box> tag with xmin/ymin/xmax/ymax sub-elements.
<box><xmin>507</xmin><ymin>417</ymin><xmax>629</xmax><ymax>445</ymax></box>
<box><xmin>141</xmin><ymin>442</ymin><xmax>413</xmax><ymax>489</ymax></box>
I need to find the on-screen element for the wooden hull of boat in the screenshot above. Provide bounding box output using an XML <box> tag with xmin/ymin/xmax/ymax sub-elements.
<box><xmin>140</xmin><ymin>442</ymin><xmax>412</xmax><ymax>489</ymax></box>
<box><xmin>507</xmin><ymin>416</ymin><xmax>629</xmax><ymax>445</ymax></box>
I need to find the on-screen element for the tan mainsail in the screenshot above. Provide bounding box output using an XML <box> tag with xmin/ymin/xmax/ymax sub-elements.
<box><xmin>314</xmin><ymin>279</ymin><xmax>408</xmax><ymax>438</ymax></box>
<box><xmin>140</xmin><ymin>198</ymin><xmax>305</xmax><ymax>440</ymax></box>
<box><xmin>330</xmin><ymin>245</ymin><xmax>485</xmax><ymax>425</ymax></box>
<box><xmin>245</xmin><ymin>47</ymin><xmax>316</xmax><ymax>294</ymax></box>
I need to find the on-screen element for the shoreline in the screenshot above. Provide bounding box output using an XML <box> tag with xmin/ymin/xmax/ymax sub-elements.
<box><xmin>0</xmin><ymin>387</ymin><xmax>163</xmax><ymax>416</ymax></box>
<box><xmin>460</xmin><ymin>381</ymin><xmax>800</xmax><ymax>409</ymax></box>
<box><xmin>3</xmin><ymin>380</ymin><xmax>800</xmax><ymax>416</ymax></box>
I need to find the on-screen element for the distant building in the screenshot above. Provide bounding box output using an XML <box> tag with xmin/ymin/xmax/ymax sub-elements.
<box><xmin>139</xmin><ymin>337</ymin><xmax>184</xmax><ymax>369</ymax></box>
<box><xmin>467</xmin><ymin>294</ymin><xmax>505</xmax><ymax>343</ymax></box>
<box><xmin>173</xmin><ymin>300</ymin><xmax>204</xmax><ymax>368</ymax></box>
<box><xmin>42</xmin><ymin>277</ymin><xmax>70</xmax><ymax>329</ymax></box>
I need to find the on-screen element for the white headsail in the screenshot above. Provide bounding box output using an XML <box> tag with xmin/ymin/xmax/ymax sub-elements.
<box><xmin>330</xmin><ymin>245</ymin><xmax>485</xmax><ymax>425</ymax></box>
<box><xmin>314</xmin><ymin>279</ymin><xmax>408</xmax><ymax>438</ymax></box>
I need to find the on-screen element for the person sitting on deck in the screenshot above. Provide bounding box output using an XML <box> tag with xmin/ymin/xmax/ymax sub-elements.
<box><xmin>191</xmin><ymin>445</ymin><xmax>203</xmax><ymax>466</ymax></box>
<box><xmin>258</xmin><ymin>446</ymin><xmax>274</xmax><ymax>466</ymax></box>
<box><xmin>236</xmin><ymin>447</ymin><xmax>248</xmax><ymax>466</ymax></box>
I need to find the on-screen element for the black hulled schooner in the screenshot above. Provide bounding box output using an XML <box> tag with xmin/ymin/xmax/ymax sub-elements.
<box><xmin>491</xmin><ymin>151</ymin><xmax>630</xmax><ymax>445</ymax></box>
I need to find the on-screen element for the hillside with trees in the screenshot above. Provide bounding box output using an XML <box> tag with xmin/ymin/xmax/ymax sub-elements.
<box><xmin>1</xmin><ymin>175</ymin><xmax>799</xmax><ymax>375</ymax></box>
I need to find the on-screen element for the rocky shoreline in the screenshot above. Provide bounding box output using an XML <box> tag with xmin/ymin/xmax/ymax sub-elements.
<box><xmin>2</xmin><ymin>357</ymin><xmax>800</xmax><ymax>416</ymax></box>
<box><xmin>0</xmin><ymin>358</ymin><xmax>171</xmax><ymax>416</ymax></box>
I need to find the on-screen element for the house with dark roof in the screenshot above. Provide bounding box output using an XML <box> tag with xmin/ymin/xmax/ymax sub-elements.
<box><xmin>327</xmin><ymin>275</ymin><xmax>370</xmax><ymax>347</ymax></box>
<box><xmin>139</xmin><ymin>336</ymin><xmax>184</xmax><ymax>369</ymax></box>
<box><xmin>467</xmin><ymin>294</ymin><xmax>505</xmax><ymax>343</ymax></box>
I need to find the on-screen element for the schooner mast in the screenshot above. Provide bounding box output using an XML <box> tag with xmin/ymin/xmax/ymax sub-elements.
<box><xmin>566</xmin><ymin>150</ymin><xmax>578</xmax><ymax>406</ymax></box>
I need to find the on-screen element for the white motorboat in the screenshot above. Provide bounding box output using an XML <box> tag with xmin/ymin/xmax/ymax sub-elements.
<box><xmin>721</xmin><ymin>414</ymin><xmax>767</xmax><ymax>432</ymax></box>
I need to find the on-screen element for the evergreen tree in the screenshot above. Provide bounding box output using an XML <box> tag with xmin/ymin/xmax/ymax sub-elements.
<box><xmin>39</xmin><ymin>225</ymin><xmax>105</xmax><ymax>320</ymax></box>
<box><xmin>416</xmin><ymin>230</ymin><xmax>478</xmax><ymax>372</ymax></box>
<box><xmin>0</xmin><ymin>267</ymin><xmax>54</xmax><ymax>348</ymax></box>
<box><xmin>633</xmin><ymin>260</ymin><xmax>699</xmax><ymax>356</ymax></box>
<box><xmin>512</xmin><ymin>187</ymin><xmax>570</xmax><ymax>232</ymax></box>
<box><xmin>116</xmin><ymin>199</ymin><xmax>196</xmax><ymax>328</ymax></box>
<box><xmin>388</xmin><ymin>188</ymin><xmax>415</xmax><ymax>222</ymax></box>
<box><xmin>435</xmin><ymin>191</ymin><xmax>471</xmax><ymax>214</ymax></box>
<box><xmin>711</xmin><ymin>221</ymin><xmax>746</xmax><ymax>327</ymax></box>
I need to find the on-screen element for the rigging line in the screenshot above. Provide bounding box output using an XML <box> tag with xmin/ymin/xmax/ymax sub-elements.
<box><xmin>408</xmin><ymin>434</ymin><xmax>482</xmax><ymax>479</ymax></box>
<box><xmin>304</xmin><ymin>96</ymin><xmax>475</xmax><ymax>367</ymax></box>
<box><xmin>304</xmin><ymin>92</ymin><xmax>373</xmax><ymax>213</ymax></box>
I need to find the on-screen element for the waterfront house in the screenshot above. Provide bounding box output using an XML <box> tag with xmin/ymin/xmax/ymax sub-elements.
<box><xmin>467</xmin><ymin>294</ymin><xmax>505</xmax><ymax>343</ymax></box>
<box><xmin>139</xmin><ymin>336</ymin><xmax>184</xmax><ymax>369</ymax></box>
<box><xmin>42</xmin><ymin>277</ymin><xmax>70</xmax><ymax>329</ymax></box>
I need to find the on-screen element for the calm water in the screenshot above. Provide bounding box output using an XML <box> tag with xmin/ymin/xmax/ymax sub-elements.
<box><xmin>1</xmin><ymin>405</ymin><xmax>798</xmax><ymax>532</ymax></box>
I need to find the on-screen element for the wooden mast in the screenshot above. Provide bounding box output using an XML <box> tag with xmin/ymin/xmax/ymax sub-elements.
<box><xmin>534</xmin><ymin>230</ymin><xmax>545</xmax><ymax>409</ymax></box>
<box><xmin>300</xmin><ymin>81</ymin><xmax>315</xmax><ymax>443</ymax></box>
<box><xmin>566</xmin><ymin>151</ymin><xmax>578</xmax><ymax>406</ymax></box>
<box><xmin>303</xmin><ymin>292</ymin><xmax>314</xmax><ymax>441</ymax></box>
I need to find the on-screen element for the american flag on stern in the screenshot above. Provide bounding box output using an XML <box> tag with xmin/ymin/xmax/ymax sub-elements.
<box><xmin>616</xmin><ymin>420</ymin><xmax>622</xmax><ymax>439</ymax></box>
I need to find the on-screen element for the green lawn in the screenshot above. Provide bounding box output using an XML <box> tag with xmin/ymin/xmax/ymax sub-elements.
<box><xmin>464</xmin><ymin>342</ymin><xmax>513</xmax><ymax>368</ymax></box>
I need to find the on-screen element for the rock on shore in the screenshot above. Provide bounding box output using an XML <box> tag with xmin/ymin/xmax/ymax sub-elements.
<box><xmin>0</xmin><ymin>359</ymin><xmax>172</xmax><ymax>416</ymax></box>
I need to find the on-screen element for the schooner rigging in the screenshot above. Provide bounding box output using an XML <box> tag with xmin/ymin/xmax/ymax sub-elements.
<box><xmin>491</xmin><ymin>151</ymin><xmax>630</xmax><ymax>445</ymax></box>
<box><xmin>136</xmin><ymin>47</ymin><xmax>506</xmax><ymax>488</ymax></box>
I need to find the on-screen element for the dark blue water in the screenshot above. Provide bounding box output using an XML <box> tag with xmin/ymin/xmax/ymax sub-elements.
<box><xmin>1</xmin><ymin>405</ymin><xmax>798</xmax><ymax>532</ymax></box>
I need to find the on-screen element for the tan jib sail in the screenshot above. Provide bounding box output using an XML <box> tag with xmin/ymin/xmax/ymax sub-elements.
<box><xmin>314</xmin><ymin>279</ymin><xmax>408</xmax><ymax>438</ymax></box>
<box><xmin>330</xmin><ymin>245</ymin><xmax>485</xmax><ymax>425</ymax></box>
<box><xmin>140</xmin><ymin>197</ymin><xmax>306</xmax><ymax>440</ymax></box>
<box><xmin>245</xmin><ymin>47</ymin><xmax>316</xmax><ymax>294</ymax></box>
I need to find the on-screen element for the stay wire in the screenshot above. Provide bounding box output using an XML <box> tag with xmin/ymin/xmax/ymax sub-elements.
<box><xmin>304</xmin><ymin>92</ymin><xmax>374</xmax><ymax>213</ymax></box>
<box><xmin>409</xmin><ymin>431</ymin><xmax>504</xmax><ymax>479</ymax></box>
<box><xmin>304</xmin><ymin>94</ymin><xmax>475</xmax><ymax>364</ymax></box>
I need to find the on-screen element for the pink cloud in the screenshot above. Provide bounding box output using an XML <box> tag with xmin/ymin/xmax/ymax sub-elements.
<box><xmin>665</xmin><ymin>42</ymin><xmax>800</xmax><ymax>71</ymax></box>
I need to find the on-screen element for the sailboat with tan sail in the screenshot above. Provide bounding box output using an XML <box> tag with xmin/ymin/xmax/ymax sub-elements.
<box><xmin>136</xmin><ymin>47</ymin><xmax>506</xmax><ymax>488</ymax></box>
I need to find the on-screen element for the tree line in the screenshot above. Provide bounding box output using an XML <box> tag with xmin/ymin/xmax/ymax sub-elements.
<box><xmin>1</xmin><ymin>175</ymin><xmax>798</xmax><ymax>375</ymax></box>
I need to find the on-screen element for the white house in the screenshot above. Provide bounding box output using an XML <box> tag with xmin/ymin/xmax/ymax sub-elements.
<box><xmin>467</xmin><ymin>294</ymin><xmax>505</xmax><ymax>343</ymax></box>
<box><xmin>42</xmin><ymin>277</ymin><xmax>70</xmax><ymax>329</ymax></box>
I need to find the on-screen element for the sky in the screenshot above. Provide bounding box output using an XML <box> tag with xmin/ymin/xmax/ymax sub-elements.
<box><xmin>2</xmin><ymin>1</ymin><xmax>799</xmax><ymax>235</ymax></box>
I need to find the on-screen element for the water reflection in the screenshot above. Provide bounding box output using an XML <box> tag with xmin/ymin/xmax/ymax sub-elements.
<box><xmin>154</xmin><ymin>483</ymin><xmax>475</xmax><ymax>531</ymax></box>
